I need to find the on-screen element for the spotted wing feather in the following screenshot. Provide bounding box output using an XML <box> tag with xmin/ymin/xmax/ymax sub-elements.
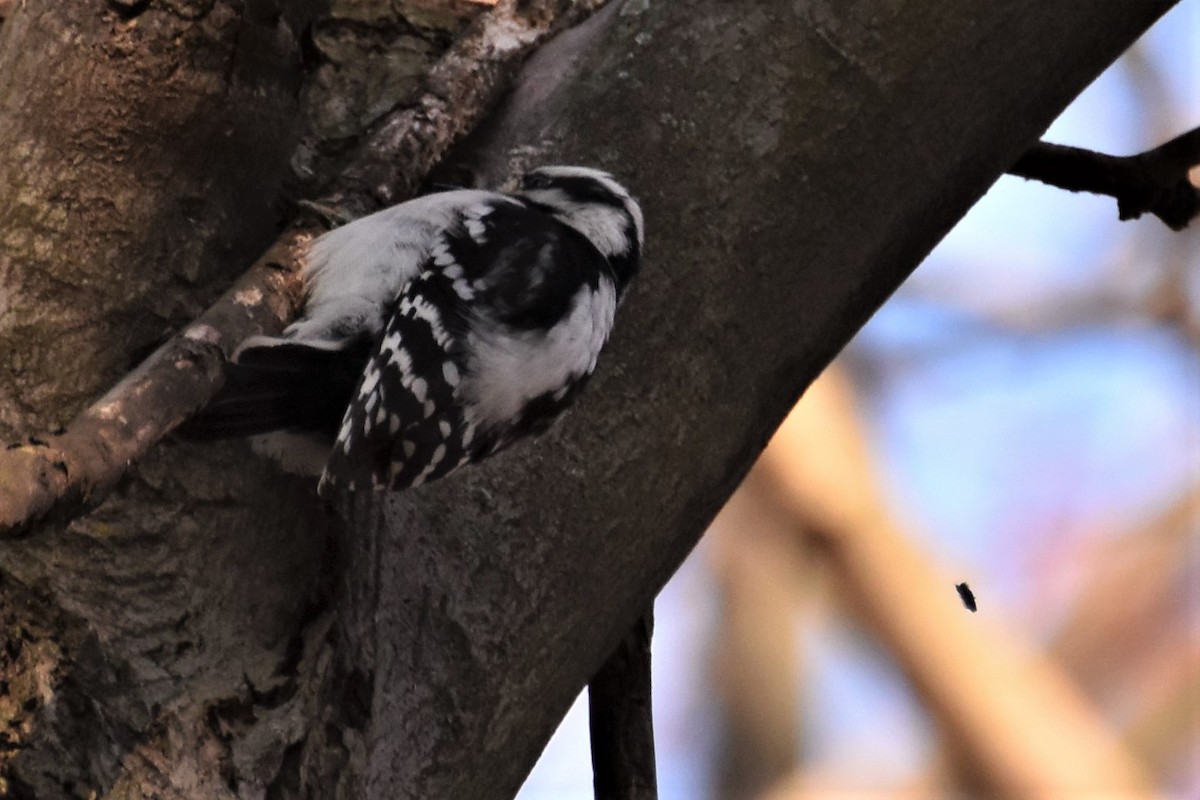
<box><xmin>319</xmin><ymin>270</ymin><xmax>475</xmax><ymax>492</ymax></box>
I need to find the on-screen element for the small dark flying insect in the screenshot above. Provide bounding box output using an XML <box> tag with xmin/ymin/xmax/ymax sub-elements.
<box><xmin>955</xmin><ymin>582</ymin><xmax>977</xmax><ymax>612</ymax></box>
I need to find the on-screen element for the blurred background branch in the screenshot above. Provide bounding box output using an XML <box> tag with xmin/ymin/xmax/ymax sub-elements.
<box><xmin>754</xmin><ymin>366</ymin><xmax>1154</xmax><ymax>798</ymax></box>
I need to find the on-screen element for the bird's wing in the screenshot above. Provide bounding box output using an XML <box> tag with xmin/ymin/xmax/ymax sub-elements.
<box><xmin>319</xmin><ymin>268</ymin><xmax>475</xmax><ymax>493</ymax></box>
<box><xmin>289</xmin><ymin>190</ymin><xmax>512</xmax><ymax>342</ymax></box>
<box><xmin>319</xmin><ymin>200</ymin><xmax>616</xmax><ymax>493</ymax></box>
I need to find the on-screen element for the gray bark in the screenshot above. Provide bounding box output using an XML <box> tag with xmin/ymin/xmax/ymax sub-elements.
<box><xmin>0</xmin><ymin>0</ymin><xmax>1178</xmax><ymax>798</ymax></box>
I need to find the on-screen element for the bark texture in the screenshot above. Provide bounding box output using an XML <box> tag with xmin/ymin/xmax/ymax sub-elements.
<box><xmin>0</xmin><ymin>0</ymin><xmax>307</xmax><ymax>432</ymax></box>
<box><xmin>0</xmin><ymin>0</ymin><xmax>544</xmax><ymax>796</ymax></box>
<box><xmin>0</xmin><ymin>2</ymin><xmax>328</xmax><ymax>796</ymax></box>
<box><xmin>0</xmin><ymin>0</ymin><xmax>1179</xmax><ymax>798</ymax></box>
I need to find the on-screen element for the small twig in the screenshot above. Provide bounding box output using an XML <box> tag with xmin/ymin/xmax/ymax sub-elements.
<box><xmin>0</xmin><ymin>235</ymin><xmax>309</xmax><ymax>538</ymax></box>
<box><xmin>588</xmin><ymin>608</ymin><xmax>658</xmax><ymax>800</ymax></box>
<box><xmin>1008</xmin><ymin>128</ymin><xmax>1200</xmax><ymax>230</ymax></box>
<box><xmin>0</xmin><ymin>0</ymin><xmax>611</xmax><ymax>539</ymax></box>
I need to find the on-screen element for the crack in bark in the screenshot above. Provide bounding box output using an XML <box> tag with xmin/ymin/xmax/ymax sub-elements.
<box><xmin>106</xmin><ymin>0</ymin><xmax>151</xmax><ymax>21</ymax></box>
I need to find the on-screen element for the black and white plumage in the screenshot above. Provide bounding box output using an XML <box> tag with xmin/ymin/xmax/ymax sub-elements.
<box><xmin>183</xmin><ymin>166</ymin><xmax>644</xmax><ymax>494</ymax></box>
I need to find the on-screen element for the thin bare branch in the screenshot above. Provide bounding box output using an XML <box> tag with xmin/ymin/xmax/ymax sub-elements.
<box><xmin>0</xmin><ymin>0</ymin><xmax>611</xmax><ymax>539</ymax></box>
<box><xmin>0</xmin><ymin>237</ymin><xmax>307</xmax><ymax>539</ymax></box>
<box><xmin>589</xmin><ymin>609</ymin><xmax>658</xmax><ymax>800</ymax></box>
<box><xmin>1009</xmin><ymin>129</ymin><xmax>1200</xmax><ymax>230</ymax></box>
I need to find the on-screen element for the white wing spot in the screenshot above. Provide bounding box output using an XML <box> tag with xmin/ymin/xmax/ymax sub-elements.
<box><xmin>380</xmin><ymin>330</ymin><xmax>402</xmax><ymax>353</ymax></box>
<box><xmin>432</xmin><ymin>242</ymin><xmax>456</xmax><ymax>267</ymax></box>
<box><xmin>410</xmin><ymin>296</ymin><xmax>451</xmax><ymax>347</ymax></box>
<box><xmin>465</xmin><ymin>219</ymin><xmax>487</xmax><ymax>243</ymax></box>
<box><xmin>442</xmin><ymin>361</ymin><xmax>460</xmax><ymax>387</ymax></box>
<box><xmin>413</xmin><ymin>446</ymin><xmax>445</xmax><ymax>485</ymax></box>
<box><xmin>439</xmin><ymin>420</ymin><xmax>451</xmax><ymax>438</ymax></box>
<box><xmin>391</xmin><ymin>346</ymin><xmax>413</xmax><ymax>377</ymax></box>
<box><xmin>360</xmin><ymin>365</ymin><xmax>381</xmax><ymax>397</ymax></box>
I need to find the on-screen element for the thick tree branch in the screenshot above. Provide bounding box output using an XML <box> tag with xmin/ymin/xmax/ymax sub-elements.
<box><xmin>0</xmin><ymin>0</ymin><xmax>608</xmax><ymax>539</ymax></box>
<box><xmin>346</xmin><ymin>1</ymin><xmax>1181</xmax><ymax>796</ymax></box>
<box><xmin>1009</xmin><ymin>128</ymin><xmax>1200</xmax><ymax>229</ymax></box>
<box><xmin>589</xmin><ymin>610</ymin><xmax>657</xmax><ymax>800</ymax></box>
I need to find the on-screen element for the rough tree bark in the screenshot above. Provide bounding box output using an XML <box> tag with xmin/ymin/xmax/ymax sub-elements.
<box><xmin>0</xmin><ymin>0</ymin><xmax>1179</xmax><ymax>798</ymax></box>
<box><xmin>0</xmin><ymin>0</ymin><xmax>585</xmax><ymax>796</ymax></box>
<box><xmin>0</xmin><ymin>2</ymin><xmax>330</xmax><ymax>797</ymax></box>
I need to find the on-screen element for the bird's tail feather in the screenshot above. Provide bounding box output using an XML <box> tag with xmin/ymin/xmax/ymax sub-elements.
<box><xmin>177</xmin><ymin>338</ymin><xmax>369</xmax><ymax>440</ymax></box>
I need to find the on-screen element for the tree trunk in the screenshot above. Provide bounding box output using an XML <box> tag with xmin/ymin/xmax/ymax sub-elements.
<box><xmin>0</xmin><ymin>0</ymin><xmax>1178</xmax><ymax>798</ymax></box>
<box><xmin>0</xmin><ymin>2</ymin><xmax>330</xmax><ymax>797</ymax></box>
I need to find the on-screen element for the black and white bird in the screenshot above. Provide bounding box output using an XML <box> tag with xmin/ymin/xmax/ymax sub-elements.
<box><xmin>183</xmin><ymin>166</ymin><xmax>643</xmax><ymax>494</ymax></box>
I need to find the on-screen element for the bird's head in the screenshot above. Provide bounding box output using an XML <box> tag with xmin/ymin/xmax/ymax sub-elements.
<box><xmin>519</xmin><ymin>166</ymin><xmax>644</xmax><ymax>289</ymax></box>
